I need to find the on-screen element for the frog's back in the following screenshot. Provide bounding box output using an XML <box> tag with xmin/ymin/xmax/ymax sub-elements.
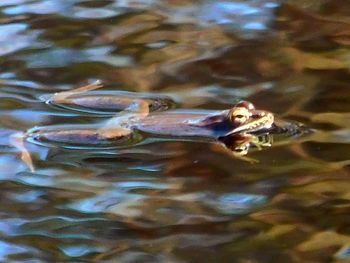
<box><xmin>135</xmin><ymin>110</ymin><xmax>228</xmax><ymax>138</ymax></box>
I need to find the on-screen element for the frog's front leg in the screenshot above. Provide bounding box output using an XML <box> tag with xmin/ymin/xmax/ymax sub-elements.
<box><xmin>98</xmin><ymin>99</ymin><xmax>150</xmax><ymax>135</ymax></box>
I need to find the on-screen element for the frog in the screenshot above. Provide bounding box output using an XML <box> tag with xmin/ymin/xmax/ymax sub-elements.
<box><xmin>11</xmin><ymin>81</ymin><xmax>306</xmax><ymax>171</ymax></box>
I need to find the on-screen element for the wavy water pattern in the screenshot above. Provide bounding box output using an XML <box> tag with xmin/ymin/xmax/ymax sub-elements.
<box><xmin>0</xmin><ymin>0</ymin><xmax>349</xmax><ymax>262</ymax></box>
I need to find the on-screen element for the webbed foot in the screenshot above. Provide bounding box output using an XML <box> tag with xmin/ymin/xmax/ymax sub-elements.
<box><xmin>48</xmin><ymin>80</ymin><xmax>104</xmax><ymax>104</ymax></box>
<box><xmin>10</xmin><ymin>132</ymin><xmax>35</xmax><ymax>172</ymax></box>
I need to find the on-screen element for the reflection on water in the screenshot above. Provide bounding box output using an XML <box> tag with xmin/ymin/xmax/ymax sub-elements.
<box><xmin>0</xmin><ymin>23</ymin><xmax>42</xmax><ymax>56</ymax></box>
<box><xmin>0</xmin><ymin>0</ymin><xmax>350</xmax><ymax>261</ymax></box>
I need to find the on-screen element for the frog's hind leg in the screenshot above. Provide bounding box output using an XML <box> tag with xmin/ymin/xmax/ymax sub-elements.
<box><xmin>48</xmin><ymin>80</ymin><xmax>103</xmax><ymax>104</ymax></box>
<box><xmin>33</xmin><ymin>127</ymin><xmax>134</xmax><ymax>145</ymax></box>
<box><xmin>9</xmin><ymin>126</ymin><xmax>135</xmax><ymax>172</ymax></box>
<box><xmin>10</xmin><ymin>132</ymin><xmax>35</xmax><ymax>172</ymax></box>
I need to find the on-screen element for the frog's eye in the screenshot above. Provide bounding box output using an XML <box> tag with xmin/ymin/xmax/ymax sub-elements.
<box><xmin>234</xmin><ymin>114</ymin><xmax>245</xmax><ymax>119</ymax></box>
<box><xmin>235</xmin><ymin>101</ymin><xmax>255</xmax><ymax>110</ymax></box>
<box><xmin>229</xmin><ymin>107</ymin><xmax>250</xmax><ymax>125</ymax></box>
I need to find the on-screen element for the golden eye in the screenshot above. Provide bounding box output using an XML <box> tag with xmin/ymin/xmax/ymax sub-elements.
<box><xmin>229</xmin><ymin>107</ymin><xmax>250</xmax><ymax>125</ymax></box>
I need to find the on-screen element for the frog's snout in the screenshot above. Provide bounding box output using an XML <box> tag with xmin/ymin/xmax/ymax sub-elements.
<box><xmin>226</xmin><ymin>110</ymin><xmax>274</xmax><ymax>136</ymax></box>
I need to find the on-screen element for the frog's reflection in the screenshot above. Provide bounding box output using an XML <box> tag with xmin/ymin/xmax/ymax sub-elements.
<box><xmin>220</xmin><ymin>133</ymin><xmax>273</xmax><ymax>156</ymax></box>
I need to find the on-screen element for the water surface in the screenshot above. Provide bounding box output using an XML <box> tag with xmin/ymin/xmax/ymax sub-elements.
<box><xmin>0</xmin><ymin>0</ymin><xmax>349</xmax><ymax>262</ymax></box>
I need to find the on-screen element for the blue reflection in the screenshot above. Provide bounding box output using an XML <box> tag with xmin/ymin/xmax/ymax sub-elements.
<box><xmin>198</xmin><ymin>1</ymin><xmax>278</xmax><ymax>25</ymax></box>
<box><xmin>0</xmin><ymin>154</ymin><xmax>28</xmax><ymax>178</ymax></box>
<box><xmin>67</xmin><ymin>191</ymin><xmax>144</xmax><ymax>216</ymax></box>
<box><xmin>22</xmin><ymin>47</ymin><xmax>132</xmax><ymax>68</ymax></box>
<box><xmin>17</xmin><ymin>216</ymin><xmax>105</xmax><ymax>240</ymax></box>
<box><xmin>264</xmin><ymin>2</ymin><xmax>279</xmax><ymax>8</ymax></box>
<box><xmin>215</xmin><ymin>2</ymin><xmax>260</xmax><ymax>15</ymax></box>
<box><xmin>0</xmin><ymin>23</ymin><xmax>41</xmax><ymax>56</ymax></box>
<box><xmin>4</xmin><ymin>109</ymin><xmax>50</xmax><ymax>123</ymax></box>
<box><xmin>16</xmin><ymin>174</ymin><xmax>53</xmax><ymax>187</ymax></box>
<box><xmin>9</xmin><ymin>190</ymin><xmax>44</xmax><ymax>203</ymax></box>
<box><xmin>0</xmin><ymin>218</ymin><xmax>27</xmax><ymax>236</ymax></box>
<box><xmin>130</xmin><ymin>164</ymin><xmax>162</xmax><ymax>172</ymax></box>
<box><xmin>60</xmin><ymin>244</ymin><xmax>104</xmax><ymax>257</ymax></box>
<box><xmin>336</xmin><ymin>245</ymin><xmax>350</xmax><ymax>259</ymax></box>
<box><xmin>74</xmin><ymin>7</ymin><xmax>119</xmax><ymax>19</ymax></box>
<box><xmin>197</xmin><ymin>1</ymin><xmax>279</xmax><ymax>38</ymax></box>
<box><xmin>0</xmin><ymin>0</ymin><xmax>31</xmax><ymax>8</ymax></box>
<box><xmin>0</xmin><ymin>72</ymin><xmax>16</xmax><ymax>78</ymax></box>
<box><xmin>212</xmin><ymin>193</ymin><xmax>267</xmax><ymax>215</ymax></box>
<box><xmin>0</xmin><ymin>240</ymin><xmax>34</xmax><ymax>261</ymax></box>
<box><xmin>3</xmin><ymin>0</ymin><xmax>73</xmax><ymax>15</ymax></box>
<box><xmin>243</xmin><ymin>22</ymin><xmax>266</xmax><ymax>30</ymax></box>
<box><xmin>4</xmin><ymin>0</ymin><xmax>119</xmax><ymax>19</ymax></box>
<box><xmin>116</xmin><ymin>181</ymin><xmax>170</xmax><ymax>190</ymax></box>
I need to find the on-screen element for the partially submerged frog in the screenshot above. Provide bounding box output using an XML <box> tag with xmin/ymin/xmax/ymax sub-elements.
<box><xmin>12</xmin><ymin>81</ymin><xmax>305</xmax><ymax>171</ymax></box>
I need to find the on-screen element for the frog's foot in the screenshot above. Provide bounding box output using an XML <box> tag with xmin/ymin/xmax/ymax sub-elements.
<box><xmin>48</xmin><ymin>80</ymin><xmax>103</xmax><ymax>104</ymax></box>
<box><xmin>10</xmin><ymin>132</ymin><xmax>35</xmax><ymax>172</ymax></box>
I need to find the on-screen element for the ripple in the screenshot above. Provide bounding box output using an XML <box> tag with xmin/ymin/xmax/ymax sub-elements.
<box><xmin>60</xmin><ymin>244</ymin><xmax>105</xmax><ymax>258</ymax></box>
<box><xmin>73</xmin><ymin>7</ymin><xmax>119</xmax><ymax>19</ymax></box>
<box><xmin>0</xmin><ymin>240</ymin><xmax>39</xmax><ymax>261</ymax></box>
<box><xmin>11</xmin><ymin>216</ymin><xmax>111</xmax><ymax>241</ymax></box>
<box><xmin>0</xmin><ymin>154</ymin><xmax>29</xmax><ymax>178</ymax></box>
<box><xmin>66</xmin><ymin>190</ymin><xmax>144</xmax><ymax>217</ymax></box>
<box><xmin>0</xmin><ymin>0</ymin><xmax>349</xmax><ymax>262</ymax></box>
<box><xmin>3</xmin><ymin>1</ymin><xmax>73</xmax><ymax>15</ymax></box>
<box><xmin>0</xmin><ymin>0</ymin><xmax>32</xmax><ymax>7</ymax></box>
<box><xmin>7</xmin><ymin>190</ymin><xmax>45</xmax><ymax>203</ymax></box>
<box><xmin>210</xmin><ymin>193</ymin><xmax>267</xmax><ymax>215</ymax></box>
<box><xmin>0</xmin><ymin>23</ymin><xmax>42</xmax><ymax>56</ymax></box>
<box><xmin>21</xmin><ymin>47</ymin><xmax>133</xmax><ymax>68</ymax></box>
<box><xmin>115</xmin><ymin>251</ymin><xmax>181</xmax><ymax>263</ymax></box>
<box><xmin>0</xmin><ymin>218</ymin><xmax>27</xmax><ymax>236</ymax></box>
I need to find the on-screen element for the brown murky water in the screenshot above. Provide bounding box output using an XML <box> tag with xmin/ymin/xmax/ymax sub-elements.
<box><xmin>0</xmin><ymin>0</ymin><xmax>350</xmax><ymax>262</ymax></box>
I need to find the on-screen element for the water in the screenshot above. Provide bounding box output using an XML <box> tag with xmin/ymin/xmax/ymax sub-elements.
<box><xmin>0</xmin><ymin>0</ymin><xmax>349</xmax><ymax>262</ymax></box>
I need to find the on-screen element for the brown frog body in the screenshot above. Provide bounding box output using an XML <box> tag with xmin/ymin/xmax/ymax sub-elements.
<box><xmin>28</xmin><ymin>106</ymin><xmax>274</xmax><ymax>145</ymax></box>
<box><xmin>12</xmin><ymin>81</ymin><xmax>307</xmax><ymax>171</ymax></box>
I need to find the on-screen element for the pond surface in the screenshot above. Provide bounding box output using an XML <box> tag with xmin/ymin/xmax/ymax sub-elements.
<box><xmin>0</xmin><ymin>0</ymin><xmax>350</xmax><ymax>262</ymax></box>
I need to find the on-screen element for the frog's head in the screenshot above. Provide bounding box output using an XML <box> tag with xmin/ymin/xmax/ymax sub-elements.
<box><xmin>226</xmin><ymin>101</ymin><xmax>274</xmax><ymax>136</ymax></box>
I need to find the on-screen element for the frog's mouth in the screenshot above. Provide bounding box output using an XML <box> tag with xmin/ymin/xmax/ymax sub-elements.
<box><xmin>225</xmin><ymin>110</ymin><xmax>274</xmax><ymax>136</ymax></box>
